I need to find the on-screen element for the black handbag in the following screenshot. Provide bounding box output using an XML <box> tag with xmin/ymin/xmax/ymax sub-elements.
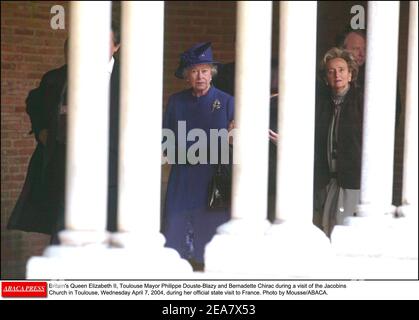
<box><xmin>207</xmin><ymin>147</ymin><xmax>233</xmax><ymax>210</ymax></box>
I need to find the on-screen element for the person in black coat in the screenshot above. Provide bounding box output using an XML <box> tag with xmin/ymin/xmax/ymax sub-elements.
<box><xmin>313</xmin><ymin>47</ymin><xmax>363</xmax><ymax>236</ymax></box>
<box><xmin>8</xmin><ymin>26</ymin><xmax>121</xmax><ymax>238</ymax></box>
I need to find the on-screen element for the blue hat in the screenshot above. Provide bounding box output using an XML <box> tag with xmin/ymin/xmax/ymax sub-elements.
<box><xmin>175</xmin><ymin>42</ymin><xmax>218</xmax><ymax>79</ymax></box>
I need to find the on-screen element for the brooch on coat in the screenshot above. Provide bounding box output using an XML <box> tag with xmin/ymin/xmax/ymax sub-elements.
<box><xmin>212</xmin><ymin>99</ymin><xmax>221</xmax><ymax>112</ymax></box>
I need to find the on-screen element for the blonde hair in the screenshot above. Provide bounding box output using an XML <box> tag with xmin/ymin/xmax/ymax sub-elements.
<box><xmin>320</xmin><ymin>47</ymin><xmax>358</xmax><ymax>82</ymax></box>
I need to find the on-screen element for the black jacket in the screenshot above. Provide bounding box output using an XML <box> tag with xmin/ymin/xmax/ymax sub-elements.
<box><xmin>314</xmin><ymin>86</ymin><xmax>364</xmax><ymax>190</ymax></box>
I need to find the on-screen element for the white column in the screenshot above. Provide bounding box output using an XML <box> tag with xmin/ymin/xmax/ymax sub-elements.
<box><xmin>262</xmin><ymin>1</ymin><xmax>331</xmax><ymax>278</ymax></box>
<box><xmin>391</xmin><ymin>0</ymin><xmax>418</xmax><ymax>268</ymax></box>
<box><xmin>275</xmin><ymin>1</ymin><xmax>317</xmax><ymax>224</ymax></box>
<box><xmin>397</xmin><ymin>1</ymin><xmax>418</xmax><ymax>220</ymax></box>
<box><xmin>355</xmin><ymin>1</ymin><xmax>400</xmax><ymax>219</ymax></box>
<box><xmin>109</xmin><ymin>1</ymin><xmax>192</xmax><ymax>276</ymax></box>
<box><xmin>222</xmin><ymin>0</ymin><xmax>272</xmax><ymax>231</ymax></box>
<box><xmin>60</xmin><ymin>1</ymin><xmax>112</xmax><ymax>245</ymax></box>
<box><xmin>112</xmin><ymin>2</ymin><xmax>164</xmax><ymax>245</ymax></box>
<box><xmin>205</xmin><ymin>1</ymin><xmax>272</xmax><ymax>274</ymax></box>
<box><xmin>27</xmin><ymin>1</ymin><xmax>113</xmax><ymax>278</ymax></box>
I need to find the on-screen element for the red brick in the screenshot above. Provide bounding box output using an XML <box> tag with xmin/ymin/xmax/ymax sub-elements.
<box><xmin>14</xmin><ymin>28</ymin><xmax>34</xmax><ymax>36</ymax></box>
<box><xmin>26</xmin><ymin>72</ymin><xmax>44</xmax><ymax>79</ymax></box>
<box><xmin>3</xmin><ymin>173</ymin><xmax>25</xmax><ymax>182</ymax></box>
<box><xmin>1</xmin><ymin>44</ymin><xmax>15</xmax><ymax>52</ymax></box>
<box><xmin>1</xmin><ymin>62</ymin><xmax>17</xmax><ymax>70</ymax></box>
<box><xmin>7</xmin><ymin>166</ymin><xmax>19</xmax><ymax>173</ymax></box>
<box><xmin>13</xmin><ymin>139</ymin><xmax>34</xmax><ymax>148</ymax></box>
<box><xmin>14</xmin><ymin>106</ymin><xmax>26</xmax><ymax>113</ymax></box>
<box><xmin>2</xmin><ymin>181</ymin><xmax>24</xmax><ymax>190</ymax></box>
<box><xmin>2</xmin><ymin>54</ymin><xmax>24</xmax><ymax>62</ymax></box>
<box><xmin>15</xmin><ymin>149</ymin><xmax>34</xmax><ymax>157</ymax></box>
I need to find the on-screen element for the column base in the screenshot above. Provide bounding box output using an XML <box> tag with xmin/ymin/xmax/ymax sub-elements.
<box><xmin>58</xmin><ymin>229</ymin><xmax>110</xmax><ymax>246</ymax></box>
<box><xmin>204</xmin><ymin>218</ymin><xmax>271</xmax><ymax>275</ymax></box>
<box><xmin>27</xmin><ymin>244</ymin><xmax>111</xmax><ymax>279</ymax></box>
<box><xmin>216</xmin><ymin>217</ymin><xmax>271</xmax><ymax>235</ymax></box>
<box><xmin>26</xmin><ymin>232</ymin><xmax>193</xmax><ymax>279</ymax></box>
<box><xmin>396</xmin><ymin>203</ymin><xmax>418</xmax><ymax>220</ymax></box>
<box><xmin>331</xmin><ymin>214</ymin><xmax>418</xmax><ymax>279</ymax></box>
<box><xmin>104</xmin><ymin>246</ymin><xmax>193</xmax><ymax>278</ymax></box>
<box><xmin>262</xmin><ymin>222</ymin><xmax>333</xmax><ymax>278</ymax></box>
<box><xmin>355</xmin><ymin>203</ymin><xmax>396</xmax><ymax>218</ymax></box>
<box><xmin>333</xmin><ymin>214</ymin><xmax>398</xmax><ymax>257</ymax></box>
<box><xmin>110</xmin><ymin>231</ymin><xmax>165</xmax><ymax>248</ymax></box>
<box><xmin>206</xmin><ymin>221</ymin><xmax>333</xmax><ymax>278</ymax></box>
<box><xmin>108</xmin><ymin>231</ymin><xmax>194</xmax><ymax>278</ymax></box>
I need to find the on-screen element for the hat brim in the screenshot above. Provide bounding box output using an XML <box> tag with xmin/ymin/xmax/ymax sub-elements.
<box><xmin>175</xmin><ymin>60</ymin><xmax>219</xmax><ymax>79</ymax></box>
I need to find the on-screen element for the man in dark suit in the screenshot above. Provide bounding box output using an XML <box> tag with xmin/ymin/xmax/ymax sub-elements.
<box><xmin>8</xmin><ymin>24</ymin><xmax>121</xmax><ymax>238</ymax></box>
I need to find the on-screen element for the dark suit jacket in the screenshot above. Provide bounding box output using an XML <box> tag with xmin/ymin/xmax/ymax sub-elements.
<box><xmin>8</xmin><ymin>61</ymin><xmax>120</xmax><ymax>234</ymax></box>
<box><xmin>314</xmin><ymin>86</ymin><xmax>364</xmax><ymax>190</ymax></box>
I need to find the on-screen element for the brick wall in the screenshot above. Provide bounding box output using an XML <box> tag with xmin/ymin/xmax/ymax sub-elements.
<box><xmin>1</xmin><ymin>1</ymin><xmax>409</xmax><ymax>279</ymax></box>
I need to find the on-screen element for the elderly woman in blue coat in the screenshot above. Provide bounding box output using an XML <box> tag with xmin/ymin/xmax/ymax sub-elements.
<box><xmin>163</xmin><ymin>42</ymin><xmax>234</xmax><ymax>270</ymax></box>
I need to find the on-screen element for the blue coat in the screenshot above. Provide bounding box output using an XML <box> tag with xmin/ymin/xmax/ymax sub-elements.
<box><xmin>163</xmin><ymin>86</ymin><xmax>234</xmax><ymax>263</ymax></box>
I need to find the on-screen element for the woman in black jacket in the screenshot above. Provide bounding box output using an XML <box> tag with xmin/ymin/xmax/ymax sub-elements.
<box><xmin>314</xmin><ymin>47</ymin><xmax>363</xmax><ymax>237</ymax></box>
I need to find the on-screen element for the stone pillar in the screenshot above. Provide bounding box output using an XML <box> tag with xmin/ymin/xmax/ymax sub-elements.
<box><xmin>354</xmin><ymin>1</ymin><xmax>400</xmax><ymax>220</ymax></box>
<box><xmin>109</xmin><ymin>1</ymin><xmax>192</xmax><ymax>276</ymax></box>
<box><xmin>333</xmin><ymin>3</ymin><xmax>399</xmax><ymax>245</ymax></box>
<box><xmin>205</xmin><ymin>1</ymin><xmax>272</xmax><ymax>274</ymax></box>
<box><xmin>275</xmin><ymin>1</ymin><xmax>317</xmax><ymax>225</ymax></box>
<box><xmin>59</xmin><ymin>2</ymin><xmax>113</xmax><ymax>245</ymax></box>
<box><xmin>263</xmin><ymin>1</ymin><xmax>331</xmax><ymax>278</ymax></box>
<box><xmin>27</xmin><ymin>1</ymin><xmax>112</xmax><ymax>279</ymax></box>
<box><xmin>391</xmin><ymin>0</ymin><xmax>418</xmax><ymax>271</ymax></box>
